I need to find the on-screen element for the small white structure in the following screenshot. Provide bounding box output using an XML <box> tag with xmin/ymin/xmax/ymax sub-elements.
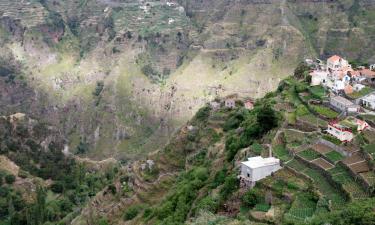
<box><xmin>210</xmin><ymin>101</ymin><xmax>221</xmax><ymax>111</ymax></box>
<box><xmin>310</xmin><ymin>70</ymin><xmax>328</xmax><ymax>86</ymax></box>
<box><xmin>370</xmin><ymin>64</ymin><xmax>375</xmax><ymax>71</ymax></box>
<box><xmin>168</xmin><ymin>18</ymin><xmax>175</xmax><ymax>25</ymax></box>
<box><xmin>356</xmin><ymin>119</ymin><xmax>369</xmax><ymax>132</ymax></box>
<box><xmin>326</xmin><ymin>55</ymin><xmax>351</xmax><ymax>73</ymax></box>
<box><xmin>353</xmin><ymin>84</ymin><xmax>366</xmax><ymax>92</ymax></box>
<box><xmin>332</xmin><ymin>80</ymin><xmax>346</xmax><ymax>93</ymax></box>
<box><xmin>244</xmin><ymin>100</ymin><xmax>254</xmax><ymax>110</ymax></box>
<box><xmin>359</xmin><ymin>92</ymin><xmax>375</xmax><ymax>110</ymax></box>
<box><xmin>330</xmin><ymin>95</ymin><xmax>360</xmax><ymax>114</ymax></box>
<box><xmin>239</xmin><ymin>156</ymin><xmax>281</xmax><ymax>188</ymax></box>
<box><xmin>327</xmin><ymin>122</ymin><xmax>354</xmax><ymax>142</ymax></box>
<box><xmin>225</xmin><ymin>95</ymin><xmax>237</xmax><ymax>109</ymax></box>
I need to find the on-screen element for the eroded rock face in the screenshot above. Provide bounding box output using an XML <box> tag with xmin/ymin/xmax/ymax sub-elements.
<box><xmin>0</xmin><ymin>0</ymin><xmax>374</xmax><ymax>160</ymax></box>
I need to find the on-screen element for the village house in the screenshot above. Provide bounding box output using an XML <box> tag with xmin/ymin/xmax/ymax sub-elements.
<box><xmin>239</xmin><ymin>156</ymin><xmax>281</xmax><ymax>188</ymax></box>
<box><xmin>310</xmin><ymin>70</ymin><xmax>328</xmax><ymax>86</ymax></box>
<box><xmin>359</xmin><ymin>69</ymin><xmax>375</xmax><ymax>85</ymax></box>
<box><xmin>356</xmin><ymin>119</ymin><xmax>369</xmax><ymax>132</ymax></box>
<box><xmin>353</xmin><ymin>83</ymin><xmax>366</xmax><ymax>92</ymax></box>
<box><xmin>225</xmin><ymin>94</ymin><xmax>237</xmax><ymax>109</ymax></box>
<box><xmin>326</xmin><ymin>55</ymin><xmax>351</xmax><ymax>74</ymax></box>
<box><xmin>210</xmin><ymin>101</ymin><xmax>221</xmax><ymax>111</ymax></box>
<box><xmin>370</xmin><ymin>64</ymin><xmax>375</xmax><ymax>71</ymax></box>
<box><xmin>330</xmin><ymin>95</ymin><xmax>360</xmax><ymax>114</ymax></box>
<box><xmin>358</xmin><ymin>92</ymin><xmax>375</xmax><ymax>110</ymax></box>
<box><xmin>244</xmin><ymin>100</ymin><xmax>254</xmax><ymax>110</ymax></box>
<box><xmin>327</xmin><ymin>121</ymin><xmax>354</xmax><ymax>142</ymax></box>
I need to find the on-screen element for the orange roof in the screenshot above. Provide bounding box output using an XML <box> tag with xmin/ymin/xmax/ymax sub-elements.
<box><xmin>359</xmin><ymin>69</ymin><xmax>375</xmax><ymax>77</ymax></box>
<box><xmin>344</xmin><ymin>85</ymin><xmax>353</xmax><ymax>94</ymax></box>
<box><xmin>328</xmin><ymin>55</ymin><xmax>342</xmax><ymax>62</ymax></box>
<box><xmin>350</xmin><ymin>70</ymin><xmax>361</xmax><ymax>77</ymax></box>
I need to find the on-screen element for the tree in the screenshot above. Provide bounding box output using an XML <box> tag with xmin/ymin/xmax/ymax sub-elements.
<box><xmin>294</xmin><ymin>62</ymin><xmax>310</xmax><ymax>79</ymax></box>
<box><xmin>242</xmin><ymin>189</ymin><xmax>258</xmax><ymax>208</ymax></box>
<box><xmin>5</xmin><ymin>174</ymin><xmax>15</xmax><ymax>184</ymax></box>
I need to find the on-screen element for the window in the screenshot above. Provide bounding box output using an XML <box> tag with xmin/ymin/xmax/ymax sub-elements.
<box><xmin>247</xmin><ymin>173</ymin><xmax>250</xmax><ymax>178</ymax></box>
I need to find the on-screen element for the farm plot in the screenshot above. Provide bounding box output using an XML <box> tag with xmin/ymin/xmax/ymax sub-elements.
<box><xmin>343</xmin><ymin>153</ymin><xmax>366</xmax><ymax>166</ymax></box>
<box><xmin>311</xmin><ymin>143</ymin><xmax>334</xmax><ymax>154</ymax></box>
<box><xmin>274</xmin><ymin>145</ymin><xmax>292</xmax><ymax>161</ymax></box>
<box><xmin>284</xmin><ymin>193</ymin><xmax>317</xmax><ymax>222</ymax></box>
<box><xmin>362</xmin><ymin>129</ymin><xmax>375</xmax><ymax>143</ymax></box>
<box><xmin>297</xmin><ymin>149</ymin><xmax>320</xmax><ymax>161</ymax></box>
<box><xmin>298</xmin><ymin>114</ymin><xmax>328</xmax><ymax>127</ymax></box>
<box><xmin>360</xmin><ymin>171</ymin><xmax>375</xmax><ymax>186</ymax></box>
<box><xmin>311</xmin><ymin>158</ymin><xmax>334</xmax><ymax>170</ymax></box>
<box><xmin>286</xmin><ymin>160</ymin><xmax>346</xmax><ymax>209</ymax></box>
<box><xmin>324</xmin><ymin>151</ymin><xmax>344</xmax><ymax>163</ymax></box>
<box><xmin>364</xmin><ymin>144</ymin><xmax>375</xmax><ymax>157</ymax></box>
<box><xmin>349</xmin><ymin>162</ymin><xmax>370</xmax><ymax>174</ymax></box>
<box><xmin>328</xmin><ymin>166</ymin><xmax>369</xmax><ymax>200</ymax></box>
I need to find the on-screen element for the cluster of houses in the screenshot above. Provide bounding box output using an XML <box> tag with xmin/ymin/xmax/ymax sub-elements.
<box><xmin>236</xmin><ymin>55</ymin><xmax>375</xmax><ymax>189</ymax></box>
<box><xmin>210</xmin><ymin>94</ymin><xmax>254</xmax><ymax>111</ymax></box>
<box><xmin>310</xmin><ymin>55</ymin><xmax>375</xmax><ymax>110</ymax></box>
<box><xmin>309</xmin><ymin>55</ymin><xmax>375</xmax><ymax>142</ymax></box>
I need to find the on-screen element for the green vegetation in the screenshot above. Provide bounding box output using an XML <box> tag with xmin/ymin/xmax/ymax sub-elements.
<box><xmin>225</xmin><ymin>100</ymin><xmax>280</xmax><ymax>161</ymax></box>
<box><xmin>310</xmin><ymin>105</ymin><xmax>338</xmax><ymax>119</ymax></box>
<box><xmin>284</xmin><ymin>192</ymin><xmax>318</xmax><ymax>222</ymax></box>
<box><xmin>274</xmin><ymin>145</ymin><xmax>291</xmax><ymax>161</ymax></box>
<box><xmin>324</xmin><ymin>151</ymin><xmax>344</xmax><ymax>163</ymax></box>
<box><xmin>309</xmin><ymin>86</ymin><xmax>326</xmax><ymax>100</ymax></box>
<box><xmin>0</xmin><ymin>116</ymin><xmax>119</xmax><ymax>225</ymax></box>
<box><xmin>298</xmin><ymin>149</ymin><xmax>320</xmax><ymax>161</ymax></box>
<box><xmin>323</xmin><ymin>135</ymin><xmax>342</xmax><ymax>146</ymax></box>
<box><xmin>347</xmin><ymin>87</ymin><xmax>373</xmax><ymax>99</ymax></box>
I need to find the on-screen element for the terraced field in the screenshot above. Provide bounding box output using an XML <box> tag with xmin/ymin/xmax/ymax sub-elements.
<box><xmin>328</xmin><ymin>165</ymin><xmax>369</xmax><ymax>200</ymax></box>
<box><xmin>286</xmin><ymin>159</ymin><xmax>346</xmax><ymax>209</ymax></box>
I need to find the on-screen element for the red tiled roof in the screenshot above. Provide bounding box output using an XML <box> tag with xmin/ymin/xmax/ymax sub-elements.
<box><xmin>360</xmin><ymin>69</ymin><xmax>375</xmax><ymax>77</ymax></box>
<box><xmin>328</xmin><ymin>55</ymin><xmax>341</xmax><ymax>62</ymax></box>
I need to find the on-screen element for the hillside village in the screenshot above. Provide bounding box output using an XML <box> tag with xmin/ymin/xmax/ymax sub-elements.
<box><xmin>200</xmin><ymin>55</ymin><xmax>375</xmax><ymax>223</ymax></box>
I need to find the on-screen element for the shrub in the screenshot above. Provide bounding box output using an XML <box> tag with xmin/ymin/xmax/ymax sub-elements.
<box><xmin>219</xmin><ymin>175</ymin><xmax>239</xmax><ymax>201</ymax></box>
<box><xmin>5</xmin><ymin>174</ymin><xmax>15</xmax><ymax>184</ymax></box>
<box><xmin>294</xmin><ymin>62</ymin><xmax>311</xmax><ymax>80</ymax></box>
<box><xmin>51</xmin><ymin>182</ymin><xmax>64</xmax><ymax>193</ymax></box>
<box><xmin>242</xmin><ymin>189</ymin><xmax>258</xmax><ymax>208</ymax></box>
<box><xmin>123</xmin><ymin>205</ymin><xmax>141</xmax><ymax>221</ymax></box>
<box><xmin>195</xmin><ymin>106</ymin><xmax>210</xmax><ymax>122</ymax></box>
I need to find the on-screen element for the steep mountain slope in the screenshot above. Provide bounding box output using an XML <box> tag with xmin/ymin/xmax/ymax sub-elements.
<box><xmin>0</xmin><ymin>0</ymin><xmax>375</xmax><ymax>160</ymax></box>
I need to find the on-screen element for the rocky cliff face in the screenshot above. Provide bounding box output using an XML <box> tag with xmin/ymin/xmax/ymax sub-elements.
<box><xmin>0</xmin><ymin>0</ymin><xmax>374</xmax><ymax>160</ymax></box>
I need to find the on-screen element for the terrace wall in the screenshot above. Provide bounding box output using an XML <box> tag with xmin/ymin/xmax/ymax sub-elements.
<box><xmin>293</xmin><ymin>155</ymin><xmax>350</xmax><ymax>201</ymax></box>
<box><xmin>339</xmin><ymin>161</ymin><xmax>373</xmax><ymax>194</ymax></box>
<box><xmin>317</xmin><ymin>139</ymin><xmax>351</xmax><ymax>157</ymax></box>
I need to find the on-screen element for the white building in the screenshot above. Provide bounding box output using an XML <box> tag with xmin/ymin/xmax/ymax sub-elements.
<box><xmin>353</xmin><ymin>84</ymin><xmax>366</xmax><ymax>92</ymax></box>
<box><xmin>370</xmin><ymin>64</ymin><xmax>375</xmax><ymax>71</ymax></box>
<box><xmin>356</xmin><ymin>119</ymin><xmax>369</xmax><ymax>132</ymax></box>
<box><xmin>332</xmin><ymin>80</ymin><xmax>346</xmax><ymax>93</ymax></box>
<box><xmin>239</xmin><ymin>156</ymin><xmax>281</xmax><ymax>188</ymax></box>
<box><xmin>330</xmin><ymin>95</ymin><xmax>360</xmax><ymax>114</ymax></box>
<box><xmin>359</xmin><ymin>92</ymin><xmax>375</xmax><ymax>110</ymax></box>
<box><xmin>224</xmin><ymin>95</ymin><xmax>237</xmax><ymax>109</ymax></box>
<box><xmin>327</xmin><ymin>122</ymin><xmax>354</xmax><ymax>142</ymax></box>
<box><xmin>310</xmin><ymin>70</ymin><xmax>328</xmax><ymax>86</ymax></box>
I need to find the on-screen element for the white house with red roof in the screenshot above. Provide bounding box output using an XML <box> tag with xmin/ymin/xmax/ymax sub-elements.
<box><xmin>326</xmin><ymin>55</ymin><xmax>351</xmax><ymax>73</ymax></box>
<box><xmin>244</xmin><ymin>100</ymin><xmax>254</xmax><ymax>110</ymax></box>
<box><xmin>356</xmin><ymin>119</ymin><xmax>369</xmax><ymax>132</ymax></box>
<box><xmin>327</xmin><ymin>121</ymin><xmax>354</xmax><ymax>142</ymax></box>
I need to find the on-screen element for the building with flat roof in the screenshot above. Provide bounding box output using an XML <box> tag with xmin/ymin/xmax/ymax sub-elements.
<box><xmin>359</xmin><ymin>92</ymin><xmax>375</xmax><ymax>110</ymax></box>
<box><xmin>330</xmin><ymin>95</ymin><xmax>360</xmax><ymax>114</ymax></box>
<box><xmin>239</xmin><ymin>156</ymin><xmax>281</xmax><ymax>188</ymax></box>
